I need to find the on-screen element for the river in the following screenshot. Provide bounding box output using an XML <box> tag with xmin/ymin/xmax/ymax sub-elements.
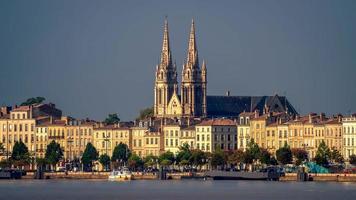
<box><xmin>0</xmin><ymin>179</ymin><xmax>355</xmax><ymax>200</ymax></box>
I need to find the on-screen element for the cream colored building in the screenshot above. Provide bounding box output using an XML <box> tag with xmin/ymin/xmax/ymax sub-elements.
<box><xmin>131</xmin><ymin>127</ymin><xmax>147</xmax><ymax>157</ymax></box>
<box><xmin>196</xmin><ymin>119</ymin><xmax>237</xmax><ymax>152</ymax></box>
<box><xmin>163</xmin><ymin>125</ymin><xmax>181</xmax><ymax>154</ymax></box>
<box><xmin>0</xmin><ymin>106</ymin><xmax>36</xmax><ymax>160</ymax></box>
<box><xmin>237</xmin><ymin>112</ymin><xmax>253</xmax><ymax>151</ymax></box>
<box><xmin>35</xmin><ymin>125</ymin><xmax>48</xmax><ymax>158</ymax></box>
<box><xmin>180</xmin><ymin>126</ymin><xmax>196</xmax><ymax>149</ymax></box>
<box><xmin>342</xmin><ymin>116</ymin><xmax>356</xmax><ymax>160</ymax></box>
<box><xmin>93</xmin><ymin>126</ymin><xmax>130</xmax><ymax>157</ymax></box>
<box><xmin>144</xmin><ymin>130</ymin><xmax>163</xmax><ymax>157</ymax></box>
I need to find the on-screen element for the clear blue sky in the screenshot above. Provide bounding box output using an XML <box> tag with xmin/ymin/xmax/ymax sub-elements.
<box><xmin>0</xmin><ymin>0</ymin><xmax>355</xmax><ymax>121</ymax></box>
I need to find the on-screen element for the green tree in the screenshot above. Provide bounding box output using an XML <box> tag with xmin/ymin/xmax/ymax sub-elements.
<box><xmin>143</xmin><ymin>154</ymin><xmax>158</xmax><ymax>168</ymax></box>
<box><xmin>128</xmin><ymin>154</ymin><xmax>143</xmax><ymax>171</ymax></box>
<box><xmin>159</xmin><ymin>151</ymin><xmax>175</xmax><ymax>166</ymax></box>
<box><xmin>21</xmin><ymin>97</ymin><xmax>45</xmax><ymax>106</ymax></box>
<box><xmin>227</xmin><ymin>149</ymin><xmax>244</xmax><ymax>167</ymax></box>
<box><xmin>330</xmin><ymin>148</ymin><xmax>344</xmax><ymax>164</ymax></box>
<box><xmin>247</xmin><ymin>139</ymin><xmax>261</xmax><ymax>161</ymax></box>
<box><xmin>314</xmin><ymin>140</ymin><xmax>331</xmax><ymax>166</ymax></box>
<box><xmin>136</xmin><ymin>107</ymin><xmax>154</xmax><ymax>120</ymax></box>
<box><xmin>0</xmin><ymin>143</ymin><xmax>5</xmax><ymax>156</ymax></box>
<box><xmin>349</xmin><ymin>155</ymin><xmax>356</xmax><ymax>165</ymax></box>
<box><xmin>11</xmin><ymin>140</ymin><xmax>30</xmax><ymax>166</ymax></box>
<box><xmin>81</xmin><ymin>143</ymin><xmax>98</xmax><ymax>171</ymax></box>
<box><xmin>189</xmin><ymin>149</ymin><xmax>207</xmax><ymax>169</ymax></box>
<box><xmin>211</xmin><ymin>150</ymin><xmax>225</xmax><ymax>169</ymax></box>
<box><xmin>258</xmin><ymin>148</ymin><xmax>272</xmax><ymax>165</ymax></box>
<box><xmin>176</xmin><ymin>143</ymin><xmax>192</xmax><ymax>165</ymax></box>
<box><xmin>45</xmin><ymin>140</ymin><xmax>63</xmax><ymax>170</ymax></box>
<box><xmin>292</xmin><ymin>148</ymin><xmax>308</xmax><ymax>166</ymax></box>
<box><xmin>112</xmin><ymin>142</ymin><xmax>131</xmax><ymax>165</ymax></box>
<box><xmin>276</xmin><ymin>143</ymin><xmax>293</xmax><ymax>165</ymax></box>
<box><xmin>104</xmin><ymin>113</ymin><xmax>120</xmax><ymax>125</ymax></box>
<box><xmin>98</xmin><ymin>154</ymin><xmax>111</xmax><ymax>171</ymax></box>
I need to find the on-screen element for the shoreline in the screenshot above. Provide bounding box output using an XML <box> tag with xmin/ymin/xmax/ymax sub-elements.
<box><xmin>17</xmin><ymin>172</ymin><xmax>356</xmax><ymax>182</ymax></box>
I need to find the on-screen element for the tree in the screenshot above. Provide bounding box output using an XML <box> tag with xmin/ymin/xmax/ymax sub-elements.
<box><xmin>0</xmin><ymin>143</ymin><xmax>5</xmax><ymax>156</ymax></box>
<box><xmin>104</xmin><ymin>113</ymin><xmax>120</xmax><ymax>125</ymax></box>
<box><xmin>99</xmin><ymin>154</ymin><xmax>111</xmax><ymax>171</ymax></box>
<box><xmin>227</xmin><ymin>150</ymin><xmax>244</xmax><ymax>167</ymax></box>
<box><xmin>81</xmin><ymin>143</ymin><xmax>98</xmax><ymax>171</ymax></box>
<box><xmin>349</xmin><ymin>155</ymin><xmax>356</xmax><ymax>165</ymax></box>
<box><xmin>144</xmin><ymin>154</ymin><xmax>158</xmax><ymax>168</ymax></box>
<box><xmin>276</xmin><ymin>143</ymin><xmax>293</xmax><ymax>165</ymax></box>
<box><xmin>258</xmin><ymin>148</ymin><xmax>272</xmax><ymax>165</ymax></box>
<box><xmin>292</xmin><ymin>148</ymin><xmax>308</xmax><ymax>166</ymax></box>
<box><xmin>211</xmin><ymin>150</ymin><xmax>225</xmax><ymax>169</ymax></box>
<box><xmin>330</xmin><ymin>148</ymin><xmax>344</xmax><ymax>164</ymax></box>
<box><xmin>21</xmin><ymin>97</ymin><xmax>45</xmax><ymax>106</ymax></box>
<box><xmin>189</xmin><ymin>149</ymin><xmax>207</xmax><ymax>169</ymax></box>
<box><xmin>176</xmin><ymin>143</ymin><xmax>192</xmax><ymax>165</ymax></box>
<box><xmin>112</xmin><ymin>143</ymin><xmax>131</xmax><ymax>165</ymax></box>
<box><xmin>159</xmin><ymin>151</ymin><xmax>175</xmax><ymax>166</ymax></box>
<box><xmin>11</xmin><ymin>140</ymin><xmax>30</xmax><ymax>166</ymax></box>
<box><xmin>247</xmin><ymin>139</ymin><xmax>261</xmax><ymax>161</ymax></box>
<box><xmin>45</xmin><ymin>140</ymin><xmax>63</xmax><ymax>170</ymax></box>
<box><xmin>128</xmin><ymin>154</ymin><xmax>144</xmax><ymax>171</ymax></box>
<box><xmin>136</xmin><ymin>107</ymin><xmax>154</xmax><ymax>120</ymax></box>
<box><xmin>314</xmin><ymin>140</ymin><xmax>331</xmax><ymax>167</ymax></box>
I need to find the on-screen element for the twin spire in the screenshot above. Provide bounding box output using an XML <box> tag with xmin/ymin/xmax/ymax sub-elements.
<box><xmin>159</xmin><ymin>18</ymin><xmax>199</xmax><ymax>70</ymax></box>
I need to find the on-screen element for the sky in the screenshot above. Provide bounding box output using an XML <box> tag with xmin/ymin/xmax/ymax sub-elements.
<box><xmin>0</xmin><ymin>0</ymin><xmax>355</xmax><ymax>121</ymax></box>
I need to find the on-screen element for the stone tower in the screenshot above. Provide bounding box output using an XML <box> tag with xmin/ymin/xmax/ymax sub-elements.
<box><xmin>181</xmin><ymin>19</ymin><xmax>207</xmax><ymax>118</ymax></box>
<box><xmin>154</xmin><ymin>19</ymin><xmax>178</xmax><ymax>117</ymax></box>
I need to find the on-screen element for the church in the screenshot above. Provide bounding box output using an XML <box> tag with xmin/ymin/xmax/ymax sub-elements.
<box><xmin>153</xmin><ymin>19</ymin><xmax>297</xmax><ymax>119</ymax></box>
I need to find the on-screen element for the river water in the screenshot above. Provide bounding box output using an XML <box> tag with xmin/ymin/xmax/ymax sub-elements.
<box><xmin>0</xmin><ymin>179</ymin><xmax>355</xmax><ymax>200</ymax></box>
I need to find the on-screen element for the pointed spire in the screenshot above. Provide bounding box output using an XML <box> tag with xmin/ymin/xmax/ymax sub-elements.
<box><xmin>160</xmin><ymin>17</ymin><xmax>172</xmax><ymax>69</ymax></box>
<box><xmin>186</xmin><ymin>19</ymin><xmax>199</xmax><ymax>68</ymax></box>
<box><xmin>202</xmin><ymin>60</ymin><xmax>206</xmax><ymax>71</ymax></box>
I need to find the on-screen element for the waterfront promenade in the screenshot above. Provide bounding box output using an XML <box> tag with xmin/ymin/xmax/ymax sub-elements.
<box><xmin>20</xmin><ymin>171</ymin><xmax>356</xmax><ymax>182</ymax></box>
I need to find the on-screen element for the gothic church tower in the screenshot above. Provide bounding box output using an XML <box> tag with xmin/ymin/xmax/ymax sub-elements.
<box><xmin>181</xmin><ymin>19</ymin><xmax>207</xmax><ymax>117</ymax></box>
<box><xmin>154</xmin><ymin>19</ymin><xmax>178</xmax><ymax>117</ymax></box>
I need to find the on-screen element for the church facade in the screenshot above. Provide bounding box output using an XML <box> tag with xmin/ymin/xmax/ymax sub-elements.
<box><xmin>153</xmin><ymin>19</ymin><xmax>297</xmax><ymax>119</ymax></box>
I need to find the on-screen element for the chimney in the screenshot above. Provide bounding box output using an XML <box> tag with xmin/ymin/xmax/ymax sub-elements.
<box><xmin>320</xmin><ymin>113</ymin><xmax>325</xmax><ymax>121</ymax></box>
<box><xmin>226</xmin><ymin>90</ymin><xmax>230</xmax><ymax>96</ymax></box>
<box><xmin>254</xmin><ymin>110</ymin><xmax>259</xmax><ymax>118</ymax></box>
<box><xmin>295</xmin><ymin>115</ymin><xmax>299</xmax><ymax>120</ymax></box>
<box><xmin>309</xmin><ymin>114</ymin><xmax>312</xmax><ymax>123</ymax></box>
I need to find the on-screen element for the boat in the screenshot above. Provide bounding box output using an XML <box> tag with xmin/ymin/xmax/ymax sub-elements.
<box><xmin>0</xmin><ymin>169</ymin><xmax>23</xmax><ymax>179</ymax></box>
<box><xmin>108</xmin><ymin>167</ymin><xmax>132</xmax><ymax>181</ymax></box>
<box><xmin>204</xmin><ymin>167</ymin><xmax>281</xmax><ymax>181</ymax></box>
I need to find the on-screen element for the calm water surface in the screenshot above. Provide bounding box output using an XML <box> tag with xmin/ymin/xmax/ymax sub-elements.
<box><xmin>0</xmin><ymin>179</ymin><xmax>355</xmax><ymax>200</ymax></box>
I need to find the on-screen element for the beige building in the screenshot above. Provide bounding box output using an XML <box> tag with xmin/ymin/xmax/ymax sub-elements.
<box><xmin>0</xmin><ymin>106</ymin><xmax>36</xmax><ymax>160</ymax></box>
<box><xmin>35</xmin><ymin>125</ymin><xmax>48</xmax><ymax>158</ymax></box>
<box><xmin>342</xmin><ymin>116</ymin><xmax>356</xmax><ymax>160</ymax></box>
<box><xmin>163</xmin><ymin>125</ymin><xmax>181</xmax><ymax>154</ymax></box>
<box><xmin>144</xmin><ymin>130</ymin><xmax>163</xmax><ymax>157</ymax></box>
<box><xmin>131</xmin><ymin>127</ymin><xmax>147</xmax><ymax>157</ymax></box>
<box><xmin>237</xmin><ymin>112</ymin><xmax>253</xmax><ymax>151</ymax></box>
<box><xmin>93</xmin><ymin>126</ymin><xmax>130</xmax><ymax>157</ymax></box>
<box><xmin>196</xmin><ymin>119</ymin><xmax>237</xmax><ymax>152</ymax></box>
<box><xmin>180</xmin><ymin>126</ymin><xmax>196</xmax><ymax>149</ymax></box>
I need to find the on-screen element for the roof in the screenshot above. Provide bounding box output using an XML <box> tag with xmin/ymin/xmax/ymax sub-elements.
<box><xmin>206</xmin><ymin>94</ymin><xmax>297</xmax><ymax>118</ymax></box>
<box><xmin>197</xmin><ymin>119</ymin><xmax>236</xmax><ymax>126</ymax></box>
<box><xmin>12</xmin><ymin>106</ymin><xmax>31</xmax><ymax>112</ymax></box>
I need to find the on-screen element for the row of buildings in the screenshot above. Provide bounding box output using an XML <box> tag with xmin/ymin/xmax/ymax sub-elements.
<box><xmin>0</xmin><ymin>103</ymin><xmax>355</xmax><ymax>163</ymax></box>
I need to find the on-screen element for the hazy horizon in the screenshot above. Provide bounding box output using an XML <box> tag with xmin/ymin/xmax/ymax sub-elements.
<box><xmin>1</xmin><ymin>0</ymin><xmax>355</xmax><ymax>121</ymax></box>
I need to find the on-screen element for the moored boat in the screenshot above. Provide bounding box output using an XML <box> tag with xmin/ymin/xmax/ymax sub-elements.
<box><xmin>108</xmin><ymin>167</ymin><xmax>132</xmax><ymax>181</ymax></box>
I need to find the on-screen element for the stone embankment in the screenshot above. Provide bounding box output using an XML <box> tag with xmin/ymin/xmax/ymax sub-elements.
<box><xmin>281</xmin><ymin>173</ymin><xmax>356</xmax><ymax>182</ymax></box>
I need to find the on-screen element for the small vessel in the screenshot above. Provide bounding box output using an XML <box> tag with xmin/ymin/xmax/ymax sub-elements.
<box><xmin>108</xmin><ymin>167</ymin><xmax>132</xmax><ymax>181</ymax></box>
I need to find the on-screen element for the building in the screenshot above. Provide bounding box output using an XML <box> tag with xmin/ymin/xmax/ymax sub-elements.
<box><xmin>195</xmin><ymin>119</ymin><xmax>237</xmax><ymax>152</ymax></box>
<box><xmin>342</xmin><ymin>116</ymin><xmax>356</xmax><ymax>160</ymax></box>
<box><xmin>237</xmin><ymin>112</ymin><xmax>254</xmax><ymax>151</ymax></box>
<box><xmin>35</xmin><ymin>124</ymin><xmax>48</xmax><ymax>158</ymax></box>
<box><xmin>143</xmin><ymin>130</ymin><xmax>163</xmax><ymax>157</ymax></box>
<box><xmin>154</xmin><ymin>19</ymin><xmax>206</xmax><ymax>118</ymax></box>
<box><xmin>152</xmin><ymin>21</ymin><xmax>297</xmax><ymax>119</ymax></box>
<box><xmin>93</xmin><ymin>126</ymin><xmax>130</xmax><ymax>157</ymax></box>
<box><xmin>163</xmin><ymin>124</ymin><xmax>181</xmax><ymax>154</ymax></box>
<box><xmin>131</xmin><ymin>127</ymin><xmax>147</xmax><ymax>157</ymax></box>
<box><xmin>180</xmin><ymin>126</ymin><xmax>196</xmax><ymax>149</ymax></box>
<box><xmin>0</xmin><ymin>106</ymin><xmax>36</xmax><ymax>160</ymax></box>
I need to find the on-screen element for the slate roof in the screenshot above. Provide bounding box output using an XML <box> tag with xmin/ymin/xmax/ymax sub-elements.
<box><xmin>206</xmin><ymin>94</ymin><xmax>297</xmax><ymax>118</ymax></box>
